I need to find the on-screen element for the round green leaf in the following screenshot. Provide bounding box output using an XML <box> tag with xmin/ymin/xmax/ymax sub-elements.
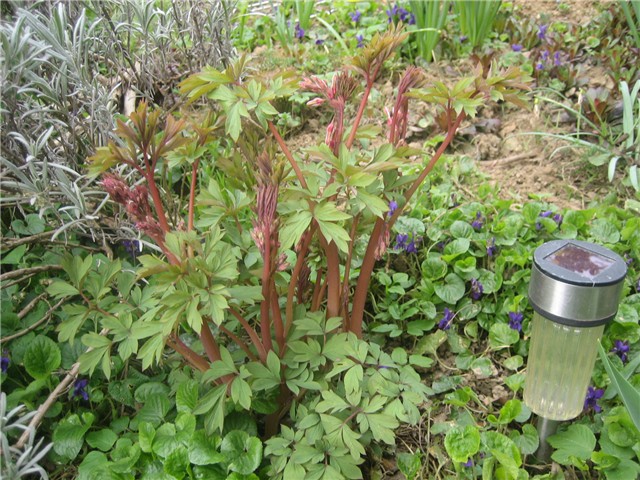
<box><xmin>444</xmin><ymin>425</ymin><xmax>480</xmax><ymax>463</ymax></box>
<box><xmin>589</xmin><ymin>219</ymin><xmax>620</xmax><ymax>244</ymax></box>
<box><xmin>189</xmin><ymin>430</ymin><xmax>224</xmax><ymax>466</ymax></box>
<box><xmin>450</xmin><ymin>220</ymin><xmax>474</xmax><ymax>239</ymax></box>
<box><xmin>23</xmin><ymin>335</ymin><xmax>61</xmax><ymax>379</ymax></box>
<box><xmin>489</xmin><ymin>324</ymin><xmax>520</xmax><ymax>349</ymax></box>
<box><xmin>442</xmin><ymin>238</ymin><xmax>470</xmax><ymax>261</ymax></box>
<box><xmin>422</xmin><ymin>256</ymin><xmax>448</xmax><ymax>280</ymax></box>
<box><xmin>221</xmin><ymin>430</ymin><xmax>263</xmax><ymax>475</ymax></box>
<box><xmin>53</xmin><ymin>413</ymin><xmax>94</xmax><ymax>461</ymax></box>
<box><xmin>164</xmin><ymin>446</ymin><xmax>190</xmax><ymax>480</ymax></box>
<box><xmin>434</xmin><ymin>273</ymin><xmax>465</xmax><ymax>304</ymax></box>
<box><xmin>86</xmin><ymin>429</ymin><xmax>118</xmax><ymax>452</ymax></box>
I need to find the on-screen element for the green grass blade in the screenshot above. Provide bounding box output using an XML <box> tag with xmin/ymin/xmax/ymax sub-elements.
<box><xmin>619</xmin><ymin>0</ymin><xmax>640</xmax><ymax>49</ymax></box>
<box><xmin>598</xmin><ymin>341</ymin><xmax>640</xmax><ymax>432</ymax></box>
<box><xmin>315</xmin><ymin>16</ymin><xmax>349</xmax><ymax>55</ymax></box>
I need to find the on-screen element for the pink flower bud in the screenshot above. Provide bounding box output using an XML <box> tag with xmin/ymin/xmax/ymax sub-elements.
<box><xmin>306</xmin><ymin>97</ymin><xmax>326</xmax><ymax>107</ymax></box>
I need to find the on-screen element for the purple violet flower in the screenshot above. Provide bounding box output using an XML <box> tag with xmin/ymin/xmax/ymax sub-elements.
<box><xmin>438</xmin><ymin>308</ymin><xmax>455</xmax><ymax>330</ymax></box>
<box><xmin>611</xmin><ymin>340</ymin><xmax>630</xmax><ymax>363</ymax></box>
<box><xmin>537</xmin><ymin>24</ymin><xmax>548</xmax><ymax>41</ymax></box>
<box><xmin>487</xmin><ymin>237</ymin><xmax>497</xmax><ymax>258</ymax></box>
<box><xmin>122</xmin><ymin>239</ymin><xmax>141</xmax><ymax>260</ymax></box>
<box><xmin>350</xmin><ymin>10</ymin><xmax>361</xmax><ymax>23</ymax></box>
<box><xmin>405</xmin><ymin>240</ymin><xmax>418</xmax><ymax>254</ymax></box>
<box><xmin>73</xmin><ymin>378</ymin><xmax>90</xmax><ymax>401</ymax></box>
<box><xmin>470</xmin><ymin>278</ymin><xmax>483</xmax><ymax>301</ymax></box>
<box><xmin>553</xmin><ymin>213</ymin><xmax>563</xmax><ymax>226</ymax></box>
<box><xmin>623</xmin><ymin>253</ymin><xmax>633</xmax><ymax>267</ymax></box>
<box><xmin>356</xmin><ymin>34</ymin><xmax>364</xmax><ymax>48</ymax></box>
<box><xmin>398</xmin><ymin>8</ymin><xmax>415</xmax><ymax>25</ymax></box>
<box><xmin>511</xmin><ymin>44</ymin><xmax>523</xmax><ymax>52</ymax></box>
<box><xmin>388</xmin><ymin>200</ymin><xmax>398</xmax><ymax>217</ymax></box>
<box><xmin>541</xmin><ymin>50</ymin><xmax>550</xmax><ymax>62</ymax></box>
<box><xmin>553</xmin><ymin>51</ymin><xmax>562</xmax><ymax>66</ymax></box>
<box><xmin>462</xmin><ymin>458</ymin><xmax>473</xmax><ymax>467</ymax></box>
<box><xmin>536</xmin><ymin>210</ymin><xmax>553</xmax><ymax>230</ymax></box>
<box><xmin>471</xmin><ymin>211</ymin><xmax>484</xmax><ymax>231</ymax></box>
<box><xmin>584</xmin><ymin>386</ymin><xmax>604</xmax><ymax>413</ymax></box>
<box><xmin>315</xmin><ymin>38</ymin><xmax>325</xmax><ymax>46</ymax></box>
<box><xmin>536</xmin><ymin>62</ymin><xmax>544</xmax><ymax>71</ymax></box>
<box><xmin>508</xmin><ymin>311</ymin><xmax>523</xmax><ymax>332</ymax></box>
<box><xmin>395</xmin><ymin>233</ymin><xmax>409</xmax><ymax>250</ymax></box>
<box><xmin>386</xmin><ymin>4</ymin><xmax>399</xmax><ymax>22</ymax></box>
<box><xmin>295</xmin><ymin>23</ymin><xmax>305</xmax><ymax>41</ymax></box>
<box><xmin>460</xmin><ymin>35</ymin><xmax>468</xmax><ymax>43</ymax></box>
<box><xmin>1</xmin><ymin>355</ymin><xmax>9</xmax><ymax>374</ymax></box>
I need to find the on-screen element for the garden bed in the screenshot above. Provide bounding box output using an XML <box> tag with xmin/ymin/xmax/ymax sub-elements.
<box><xmin>1</xmin><ymin>1</ymin><xmax>639</xmax><ymax>479</ymax></box>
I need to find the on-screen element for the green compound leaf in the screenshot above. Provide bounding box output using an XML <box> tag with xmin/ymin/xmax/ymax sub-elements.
<box><xmin>444</xmin><ymin>425</ymin><xmax>480</xmax><ymax>463</ymax></box>
<box><xmin>221</xmin><ymin>430</ymin><xmax>263</xmax><ymax>475</ymax></box>
<box><xmin>548</xmin><ymin>424</ymin><xmax>596</xmax><ymax>465</ymax></box>
<box><xmin>23</xmin><ymin>335</ymin><xmax>61</xmax><ymax>380</ymax></box>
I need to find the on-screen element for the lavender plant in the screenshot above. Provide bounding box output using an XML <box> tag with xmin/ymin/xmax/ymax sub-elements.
<box><xmin>48</xmin><ymin>25</ymin><xmax>530</xmax><ymax>475</ymax></box>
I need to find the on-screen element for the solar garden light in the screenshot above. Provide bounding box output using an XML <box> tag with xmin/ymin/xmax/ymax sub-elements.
<box><xmin>523</xmin><ymin>240</ymin><xmax>627</xmax><ymax>462</ymax></box>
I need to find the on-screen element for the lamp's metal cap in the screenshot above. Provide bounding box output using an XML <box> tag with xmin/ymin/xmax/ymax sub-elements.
<box><xmin>529</xmin><ymin>240</ymin><xmax>627</xmax><ymax>327</ymax></box>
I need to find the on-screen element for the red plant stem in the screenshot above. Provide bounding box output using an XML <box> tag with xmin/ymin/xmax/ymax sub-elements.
<box><xmin>187</xmin><ymin>159</ymin><xmax>200</xmax><ymax>232</ymax></box>
<box><xmin>331</xmin><ymin>108</ymin><xmax>345</xmax><ymax>157</ymax></box>
<box><xmin>167</xmin><ymin>334</ymin><xmax>210</xmax><ymax>372</ymax></box>
<box><xmin>219</xmin><ymin>324</ymin><xmax>257</xmax><ymax>361</ymax></box>
<box><xmin>350</xmin><ymin>110</ymin><xmax>466</xmax><ymax>337</ymax></box>
<box><xmin>200</xmin><ymin>319</ymin><xmax>223</xmax><ymax>363</ymax></box>
<box><xmin>285</xmin><ymin>227</ymin><xmax>315</xmax><ymax>334</ymax></box>
<box><xmin>346</xmin><ymin>66</ymin><xmax>381</xmax><ymax>149</ymax></box>
<box><xmin>271</xmin><ymin>288</ymin><xmax>285</xmax><ymax>354</ymax></box>
<box><xmin>145</xmin><ymin>171</ymin><xmax>171</xmax><ymax>234</ymax></box>
<box><xmin>318</xmin><ymin>233</ymin><xmax>341</xmax><ymax>320</ymax></box>
<box><xmin>229</xmin><ymin>307</ymin><xmax>267</xmax><ymax>362</ymax></box>
<box><xmin>397</xmin><ymin>111</ymin><xmax>465</xmax><ymax>217</ymax></box>
<box><xmin>311</xmin><ymin>268</ymin><xmax>324</xmax><ymax>311</ymax></box>
<box><xmin>260</xmin><ymin>229</ymin><xmax>274</xmax><ymax>353</ymax></box>
<box><xmin>339</xmin><ymin>214</ymin><xmax>360</xmax><ymax>330</ymax></box>
<box><xmin>313</xmin><ymin>277</ymin><xmax>328</xmax><ymax>312</ymax></box>
<box><xmin>268</xmin><ymin>121</ymin><xmax>307</xmax><ymax>189</ymax></box>
<box><xmin>201</xmin><ymin>320</ymin><xmax>235</xmax><ymax>385</ymax></box>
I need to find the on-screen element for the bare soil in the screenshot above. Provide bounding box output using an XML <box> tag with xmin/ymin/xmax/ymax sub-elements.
<box><xmin>282</xmin><ymin>0</ymin><xmax>619</xmax><ymax>212</ymax></box>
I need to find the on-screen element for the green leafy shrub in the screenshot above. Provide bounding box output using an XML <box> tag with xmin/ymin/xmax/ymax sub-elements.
<box><xmin>37</xmin><ymin>24</ymin><xmax>531</xmax><ymax>476</ymax></box>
